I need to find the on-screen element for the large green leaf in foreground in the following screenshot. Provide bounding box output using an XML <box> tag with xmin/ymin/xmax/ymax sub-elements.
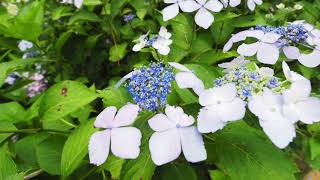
<box><xmin>206</xmin><ymin>121</ymin><xmax>298</xmax><ymax>180</ymax></box>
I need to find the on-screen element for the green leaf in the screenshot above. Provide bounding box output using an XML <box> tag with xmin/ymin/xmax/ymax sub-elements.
<box><xmin>206</xmin><ymin>121</ymin><xmax>298</xmax><ymax>180</ymax></box>
<box><xmin>0</xmin><ymin>59</ymin><xmax>39</xmax><ymax>88</ymax></box>
<box><xmin>109</xmin><ymin>43</ymin><xmax>128</xmax><ymax>62</ymax></box>
<box><xmin>120</xmin><ymin>111</ymin><xmax>156</xmax><ymax>180</ymax></box>
<box><xmin>0</xmin><ymin>102</ymin><xmax>26</xmax><ymax>123</ymax></box>
<box><xmin>98</xmin><ymin>87</ymin><xmax>132</xmax><ymax>108</ymax></box>
<box><xmin>209</xmin><ymin>170</ymin><xmax>229</xmax><ymax>180</ymax></box>
<box><xmin>0</xmin><ymin>0</ymin><xmax>44</xmax><ymax>41</ymax></box>
<box><xmin>110</xmin><ymin>0</ymin><xmax>128</xmax><ymax>18</ymax></box>
<box><xmin>101</xmin><ymin>155</ymin><xmax>125</xmax><ymax>179</ymax></box>
<box><xmin>36</xmin><ymin>135</ymin><xmax>66</xmax><ymax>175</ymax></box>
<box><xmin>153</xmin><ymin>163</ymin><xmax>197</xmax><ymax>180</ymax></box>
<box><xmin>190</xmin><ymin>50</ymin><xmax>238</xmax><ymax>65</ymax></box>
<box><xmin>0</xmin><ymin>147</ymin><xmax>17</xmax><ymax>180</ymax></box>
<box><xmin>310</xmin><ymin>137</ymin><xmax>320</xmax><ymax>160</ymax></box>
<box><xmin>39</xmin><ymin>81</ymin><xmax>98</xmax><ymax>129</ymax></box>
<box><xmin>186</xmin><ymin>64</ymin><xmax>222</xmax><ymax>88</ymax></box>
<box><xmin>14</xmin><ymin>133</ymin><xmax>49</xmax><ymax>169</ymax></box>
<box><xmin>61</xmin><ymin>120</ymin><xmax>97</xmax><ymax>177</ymax></box>
<box><xmin>0</xmin><ymin>121</ymin><xmax>17</xmax><ymax>144</ymax></box>
<box><xmin>173</xmin><ymin>82</ymin><xmax>198</xmax><ymax>105</ymax></box>
<box><xmin>68</xmin><ymin>9</ymin><xmax>101</xmax><ymax>25</ymax></box>
<box><xmin>51</xmin><ymin>6</ymin><xmax>73</xmax><ymax>20</ymax></box>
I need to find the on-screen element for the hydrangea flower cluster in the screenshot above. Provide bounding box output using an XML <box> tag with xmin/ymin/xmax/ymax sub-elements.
<box><xmin>27</xmin><ymin>72</ymin><xmax>48</xmax><ymax>98</ymax></box>
<box><xmin>215</xmin><ymin>57</ymin><xmax>284</xmax><ymax>101</ymax></box>
<box><xmin>162</xmin><ymin>0</ymin><xmax>263</xmax><ymax>29</ymax></box>
<box><xmin>224</xmin><ymin>21</ymin><xmax>320</xmax><ymax>67</ymax></box>
<box><xmin>126</xmin><ymin>62</ymin><xmax>174</xmax><ymax>111</ymax></box>
<box><xmin>123</xmin><ymin>13</ymin><xmax>136</xmax><ymax>22</ymax></box>
<box><xmin>133</xmin><ymin>26</ymin><xmax>172</xmax><ymax>55</ymax></box>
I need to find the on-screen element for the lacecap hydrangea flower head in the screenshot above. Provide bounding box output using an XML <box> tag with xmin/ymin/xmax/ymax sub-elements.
<box><xmin>223</xmin><ymin>21</ymin><xmax>320</xmax><ymax>67</ymax></box>
<box><xmin>210</xmin><ymin>57</ymin><xmax>320</xmax><ymax>148</ymax></box>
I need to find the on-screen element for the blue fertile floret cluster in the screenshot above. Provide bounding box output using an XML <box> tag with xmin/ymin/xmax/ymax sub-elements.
<box><xmin>126</xmin><ymin>62</ymin><xmax>174</xmax><ymax>111</ymax></box>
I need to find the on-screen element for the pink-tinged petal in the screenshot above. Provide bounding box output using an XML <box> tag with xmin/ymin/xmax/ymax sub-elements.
<box><xmin>162</xmin><ymin>3</ymin><xmax>179</xmax><ymax>21</ymax></box>
<box><xmin>94</xmin><ymin>107</ymin><xmax>117</xmax><ymax>128</ymax></box>
<box><xmin>237</xmin><ymin>42</ymin><xmax>259</xmax><ymax>56</ymax></box>
<box><xmin>149</xmin><ymin>129</ymin><xmax>181</xmax><ymax>165</ymax></box>
<box><xmin>259</xmin><ymin>117</ymin><xmax>296</xmax><ymax>149</ymax></box>
<box><xmin>217</xmin><ymin>98</ymin><xmax>246</xmax><ymax>122</ymax></box>
<box><xmin>110</xmin><ymin>127</ymin><xmax>142</xmax><ymax>159</ymax></box>
<box><xmin>283</xmin><ymin>46</ymin><xmax>300</xmax><ymax>59</ymax></box>
<box><xmin>296</xmin><ymin>97</ymin><xmax>320</xmax><ymax>124</ymax></box>
<box><xmin>179</xmin><ymin>0</ymin><xmax>201</xmax><ymax>12</ymax></box>
<box><xmin>88</xmin><ymin>130</ymin><xmax>111</xmax><ymax>166</ymax></box>
<box><xmin>257</xmin><ymin>43</ymin><xmax>279</xmax><ymax>64</ymax></box>
<box><xmin>298</xmin><ymin>49</ymin><xmax>320</xmax><ymax>68</ymax></box>
<box><xmin>179</xmin><ymin>126</ymin><xmax>207</xmax><ymax>162</ymax></box>
<box><xmin>112</xmin><ymin>104</ymin><xmax>139</xmax><ymax>127</ymax></box>
<box><xmin>197</xmin><ymin>107</ymin><xmax>226</xmax><ymax>133</ymax></box>
<box><xmin>195</xmin><ymin>8</ymin><xmax>214</xmax><ymax>29</ymax></box>
<box><xmin>148</xmin><ymin>113</ymin><xmax>175</xmax><ymax>132</ymax></box>
<box><xmin>204</xmin><ymin>0</ymin><xmax>223</xmax><ymax>12</ymax></box>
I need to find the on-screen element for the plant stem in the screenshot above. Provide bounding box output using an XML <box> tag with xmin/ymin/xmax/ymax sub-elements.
<box><xmin>0</xmin><ymin>128</ymin><xmax>70</xmax><ymax>134</ymax></box>
<box><xmin>24</xmin><ymin>169</ymin><xmax>44</xmax><ymax>180</ymax></box>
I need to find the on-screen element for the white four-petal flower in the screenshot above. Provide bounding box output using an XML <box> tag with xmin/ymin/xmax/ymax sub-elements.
<box><xmin>236</xmin><ymin>30</ymin><xmax>281</xmax><ymax>64</ymax></box>
<box><xmin>18</xmin><ymin>40</ymin><xmax>33</xmax><ymax>51</ymax></box>
<box><xmin>88</xmin><ymin>104</ymin><xmax>142</xmax><ymax>166</ymax></box>
<box><xmin>61</xmin><ymin>0</ymin><xmax>83</xmax><ymax>9</ymax></box>
<box><xmin>152</xmin><ymin>27</ymin><xmax>173</xmax><ymax>55</ymax></box>
<box><xmin>248</xmin><ymin>88</ymin><xmax>296</xmax><ymax>148</ymax></box>
<box><xmin>197</xmin><ymin>83</ymin><xmax>246</xmax><ymax>133</ymax></box>
<box><xmin>169</xmin><ymin>62</ymin><xmax>205</xmax><ymax>95</ymax></box>
<box><xmin>132</xmin><ymin>32</ymin><xmax>149</xmax><ymax>52</ymax></box>
<box><xmin>148</xmin><ymin>105</ymin><xmax>207</xmax><ymax>165</ymax></box>
<box><xmin>282</xmin><ymin>62</ymin><xmax>320</xmax><ymax>124</ymax></box>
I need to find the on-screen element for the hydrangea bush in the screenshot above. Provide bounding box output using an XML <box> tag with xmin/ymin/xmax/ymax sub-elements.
<box><xmin>0</xmin><ymin>0</ymin><xmax>320</xmax><ymax>180</ymax></box>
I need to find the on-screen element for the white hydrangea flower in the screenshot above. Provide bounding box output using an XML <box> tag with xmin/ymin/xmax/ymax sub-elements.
<box><xmin>247</xmin><ymin>0</ymin><xmax>263</xmax><ymax>11</ymax></box>
<box><xmin>152</xmin><ymin>27</ymin><xmax>173</xmax><ymax>55</ymax></box>
<box><xmin>88</xmin><ymin>104</ymin><xmax>142</xmax><ymax>166</ymax></box>
<box><xmin>148</xmin><ymin>105</ymin><xmax>207</xmax><ymax>165</ymax></box>
<box><xmin>61</xmin><ymin>0</ymin><xmax>83</xmax><ymax>9</ymax></box>
<box><xmin>197</xmin><ymin>83</ymin><xmax>246</xmax><ymax>133</ymax></box>
<box><xmin>6</xmin><ymin>3</ymin><xmax>19</xmax><ymax>16</ymax></box>
<box><xmin>218</xmin><ymin>56</ymin><xmax>250</xmax><ymax>72</ymax></box>
<box><xmin>169</xmin><ymin>62</ymin><xmax>204</xmax><ymax>95</ymax></box>
<box><xmin>224</xmin><ymin>30</ymin><xmax>282</xmax><ymax>65</ymax></box>
<box><xmin>276</xmin><ymin>3</ymin><xmax>285</xmax><ymax>9</ymax></box>
<box><xmin>132</xmin><ymin>32</ymin><xmax>149</xmax><ymax>52</ymax></box>
<box><xmin>18</xmin><ymin>40</ymin><xmax>33</xmax><ymax>51</ymax></box>
<box><xmin>282</xmin><ymin>62</ymin><xmax>320</xmax><ymax>124</ymax></box>
<box><xmin>186</xmin><ymin>0</ymin><xmax>224</xmax><ymax>29</ymax></box>
<box><xmin>283</xmin><ymin>21</ymin><xmax>320</xmax><ymax>67</ymax></box>
<box><xmin>162</xmin><ymin>0</ymin><xmax>201</xmax><ymax>21</ymax></box>
<box><xmin>220</xmin><ymin>0</ymin><xmax>262</xmax><ymax>10</ymax></box>
<box><xmin>248</xmin><ymin>88</ymin><xmax>296</xmax><ymax>149</ymax></box>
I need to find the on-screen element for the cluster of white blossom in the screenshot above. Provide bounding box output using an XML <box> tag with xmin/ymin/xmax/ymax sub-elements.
<box><xmin>132</xmin><ymin>26</ymin><xmax>173</xmax><ymax>55</ymax></box>
<box><xmin>88</xmin><ymin>57</ymin><xmax>320</xmax><ymax>166</ymax></box>
<box><xmin>223</xmin><ymin>21</ymin><xmax>320</xmax><ymax>67</ymax></box>
<box><xmin>162</xmin><ymin>0</ymin><xmax>263</xmax><ymax>29</ymax></box>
